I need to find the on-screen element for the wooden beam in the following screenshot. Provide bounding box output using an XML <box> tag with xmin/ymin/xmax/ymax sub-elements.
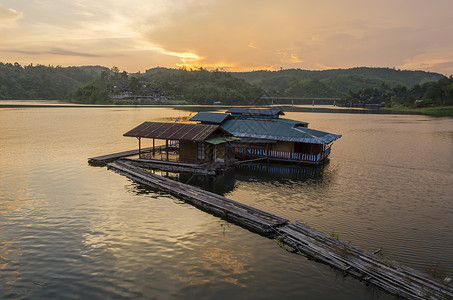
<box><xmin>166</xmin><ymin>139</ymin><xmax>169</xmax><ymax>161</ymax></box>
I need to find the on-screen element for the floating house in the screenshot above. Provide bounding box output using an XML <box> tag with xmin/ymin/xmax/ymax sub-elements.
<box><xmin>121</xmin><ymin>108</ymin><xmax>341</xmax><ymax>167</ymax></box>
<box><xmin>190</xmin><ymin>108</ymin><xmax>341</xmax><ymax>164</ymax></box>
<box><xmin>123</xmin><ymin>122</ymin><xmax>237</xmax><ymax>164</ymax></box>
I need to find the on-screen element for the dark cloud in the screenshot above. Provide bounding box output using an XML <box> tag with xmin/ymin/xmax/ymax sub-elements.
<box><xmin>47</xmin><ymin>48</ymin><xmax>102</xmax><ymax>57</ymax></box>
<box><xmin>0</xmin><ymin>48</ymin><xmax>101</xmax><ymax>58</ymax></box>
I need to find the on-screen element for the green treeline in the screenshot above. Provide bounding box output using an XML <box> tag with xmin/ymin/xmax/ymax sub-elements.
<box><xmin>0</xmin><ymin>62</ymin><xmax>106</xmax><ymax>100</ymax></box>
<box><xmin>233</xmin><ymin>67</ymin><xmax>443</xmax><ymax>98</ymax></box>
<box><xmin>138</xmin><ymin>67</ymin><xmax>263</xmax><ymax>104</ymax></box>
<box><xmin>71</xmin><ymin>66</ymin><xmax>264</xmax><ymax>105</ymax></box>
<box><xmin>72</xmin><ymin>66</ymin><xmax>446</xmax><ymax>105</ymax></box>
<box><xmin>344</xmin><ymin>76</ymin><xmax>453</xmax><ymax>108</ymax></box>
<box><xmin>1</xmin><ymin>63</ymin><xmax>451</xmax><ymax>110</ymax></box>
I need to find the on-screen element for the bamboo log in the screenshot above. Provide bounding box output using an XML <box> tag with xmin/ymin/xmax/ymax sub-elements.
<box><xmin>291</xmin><ymin>221</ymin><xmax>452</xmax><ymax>296</ymax></box>
<box><xmin>280</xmin><ymin>223</ymin><xmax>453</xmax><ymax>300</ymax></box>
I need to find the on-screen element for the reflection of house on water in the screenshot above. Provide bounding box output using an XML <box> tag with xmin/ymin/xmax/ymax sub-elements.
<box><xmin>156</xmin><ymin>161</ymin><xmax>327</xmax><ymax>196</ymax></box>
<box><xmin>234</xmin><ymin>162</ymin><xmax>326</xmax><ymax>181</ymax></box>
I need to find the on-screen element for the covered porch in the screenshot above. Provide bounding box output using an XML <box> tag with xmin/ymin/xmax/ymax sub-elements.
<box><xmin>123</xmin><ymin>121</ymin><xmax>236</xmax><ymax>165</ymax></box>
<box><xmin>234</xmin><ymin>141</ymin><xmax>334</xmax><ymax>164</ymax></box>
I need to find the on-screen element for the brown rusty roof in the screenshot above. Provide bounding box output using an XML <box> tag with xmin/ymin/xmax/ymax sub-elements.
<box><xmin>123</xmin><ymin>122</ymin><xmax>223</xmax><ymax>141</ymax></box>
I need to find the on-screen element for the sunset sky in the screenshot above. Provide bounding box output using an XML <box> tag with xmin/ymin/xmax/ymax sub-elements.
<box><xmin>1</xmin><ymin>0</ymin><xmax>452</xmax><ymax>75</ymax></box>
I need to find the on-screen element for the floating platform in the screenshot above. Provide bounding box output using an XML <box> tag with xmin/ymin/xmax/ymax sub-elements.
<box><xmin>124</xmin><ymin>159</ymin><xmax>218</xmax><ymax>175</ymax></box>
<box><xmin>88</xmin><ymin>147</ymin><xmax>156</xmax><ymax>165</ymax></box>
<box><xmin>105</xmin><ymin>160</ymin><xmax>452</xmax><ymax>300</ymax></box>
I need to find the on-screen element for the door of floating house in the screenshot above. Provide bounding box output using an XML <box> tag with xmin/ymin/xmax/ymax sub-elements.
<box><xmin>179</xmin><ymin>140</ymin><xmax>211</xmax><ymax>164</ymax></box>
<box><xmin>204</xmin><ymin>136</ymin><xmax>239</xmax><ymax>163</ymax></box>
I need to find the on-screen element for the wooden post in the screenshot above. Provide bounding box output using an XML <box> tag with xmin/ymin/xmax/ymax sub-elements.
<box><xmin>138</xmin><ymin>137</ymin><xmax>141</xmax><ymax>158</ymax></box>
<box><xmin>166</xmin><ymin>139</ymin><xmax>169</xmax><ymax>161</ymax></box>
<box><xmin>153</xmin><ymin>138</ymin><xmax>155</xmax><ymax>156</ymax></box>
<box><xmin>321</xmin><ymin>145</ymin><xmax>324</xmax><ymax>160</ymax></box>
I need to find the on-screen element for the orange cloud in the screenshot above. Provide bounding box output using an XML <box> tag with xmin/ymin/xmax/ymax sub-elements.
<box><xmin>1</xmin><ymin>0</ymin><xmax>453</xmax><ymax>75</ymax></box>
<box><xmin>0</xmin><ymin>3</ymin><xmax>22</xmax><ymax>25</ymax></box>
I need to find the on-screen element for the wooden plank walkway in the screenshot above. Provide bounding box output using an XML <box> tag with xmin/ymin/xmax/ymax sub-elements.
<box><xmin>108</xmin><ymin>160</ymin><xmax>289</xmax><ymax>234</ymax></box>
<box><xmin>106</xmin><ymin>160</ymin><xmax>453</xmax><ymax>300</ymax></box>
<box><xmin>279</xmin><ymin>223</ymin><xmax>453</xmax><ymax>300</ymax></box>
<box><xmin>88</xmin><ymin>147</ymin><xmax>156</xmax><ymax>165</ymax></box>
<box><xmin>128</xmin><ymin>159</ymin><xmax>216</xmax><ymax>175</ymax></box>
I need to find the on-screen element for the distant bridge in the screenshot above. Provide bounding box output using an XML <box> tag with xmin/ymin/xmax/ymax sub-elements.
<box><xmin>261</xmin><ymin>97</ymin><xmax>342</xmax><ymax>100</ymax></box>
<box><xmin>260</xmin><ymin>96</ymin><xmax>342</xmax><ymax>105</ymax></box>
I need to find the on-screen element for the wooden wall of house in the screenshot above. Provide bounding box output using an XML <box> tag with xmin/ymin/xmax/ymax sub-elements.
<box><xmin>225</xmin><ymin>144</ymin><xmax>235</xmax><ymax>162</ymax></box>
<box><xmin>294</xmin><ymin>142</ymin><xmax>324</xmax><ymax>154</ymax></box>
<box><xmin>271</xmin><ymin>141</ymin><xmax>294</xmax><ymax>153</ymax></box>
<box><xmin>180</xmin><ymin>140</ymin><xmax>197</xmax><ymax>163</ymax></box>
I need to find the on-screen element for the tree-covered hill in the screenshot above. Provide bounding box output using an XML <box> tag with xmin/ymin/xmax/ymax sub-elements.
<box><xmin>0</xmin><ymin>63</ymin><xmax>108</xmax><ymax>100</ymax></box>
<box><xmin>1</xmin><ymin>63</ymin><xmax>447</xmax><ymax>106</ymax></box>
<box><xmin>71</xmin><ymin>67</ymin><xmax>265</xmax><ymax>105</ymax></box>
<box><xmin>140</xmin><ymin>67</ymin><xmax>264</xmax><ymax>104</ymax></box>
<box><xmin>232</xmin><ymin>67</ymin><xmax>444</xmax><ymax>97</ymax></box>
<box><xmin>344</xmin><ymin>75</ymin><xmax>453</xmax><ymax>108</ymax></box>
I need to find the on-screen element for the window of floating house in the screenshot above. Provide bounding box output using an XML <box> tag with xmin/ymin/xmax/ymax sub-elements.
<box><xmin>197</xmin><ymin>143</ymin><xmax>205</xmax><ymax>160</ymax></box>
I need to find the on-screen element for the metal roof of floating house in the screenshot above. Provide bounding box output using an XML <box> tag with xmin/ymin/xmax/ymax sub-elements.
<box><xmin>225</xmin><ymin>108</ymin><xmax>285</xmax><ymax>117</ymax></box>
<box><xmin>124</xmin><ymin>122</ymin><xmax>228</xmax><ymax>141</ymax></box>
<box><xmin>220</xmin><ymin>119</ymin><xmax>341</xmax><ymax>145</ymax></box>
<box><xmin>189</xmin><ymin>112</ymin><xmax>230</xmax><ymax>124</ymax></box>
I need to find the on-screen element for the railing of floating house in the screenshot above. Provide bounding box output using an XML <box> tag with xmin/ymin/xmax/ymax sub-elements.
<box><xmin>235</xmin><ymin>145</ymin><xmax>331</xmax><ymax>163</ymax></box>
<box><xmin>139</xmin><ymin>140</ymin><xmax>180</xmax><ymax>159</ymax></box>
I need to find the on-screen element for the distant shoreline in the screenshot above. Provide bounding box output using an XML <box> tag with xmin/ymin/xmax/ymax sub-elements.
<box><xmin>381</xmin><ymin>105</ymin><xmax>453</xmax><ymax>117</ymax></box>
<box><xmin>1</xmin><ymin>100</ymin><xmax>452</xmax><ymax>117</ymax></box>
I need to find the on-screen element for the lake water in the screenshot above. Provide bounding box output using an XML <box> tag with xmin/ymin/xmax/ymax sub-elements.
<box><xmin>1</xmin><ymin>103</ymin><xmax>452</xmax><ymax>299</ymax></box>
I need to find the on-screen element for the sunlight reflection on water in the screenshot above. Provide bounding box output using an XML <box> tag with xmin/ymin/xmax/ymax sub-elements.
<box><xmin>0</xmin><ymin>105</ymin><xmax>452</xmax><ymax>299</ymax></box>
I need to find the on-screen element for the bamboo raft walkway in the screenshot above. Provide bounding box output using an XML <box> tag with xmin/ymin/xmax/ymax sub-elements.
<box><xmin>106</xmin><ymin>160</ymin><xmax>452</xmax><ymax>300</ymax></box>
<box><xmin>88</xmin><ymin>147</ymin><xmax>156</xmax><ymax>165</ymax></box>
<box><xmin>124</xmin><ymin>159</ymin><xmax>218</xmax><ymax>175</ymax></box>
<box><xmin>108</xmin><ymin>160</ymin><xmax>288</xmax><ymax>233</ymax></box>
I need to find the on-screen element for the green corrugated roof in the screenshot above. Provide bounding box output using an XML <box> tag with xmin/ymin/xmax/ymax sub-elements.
<box><xmin>189</xmin><ymin>112</ymin><xmax>229</xmax><ymax>124</ymax></box>
<box><xmin>204</xmin><ymin>136</ymin><xmax>240</xmax><ymax>145</ymax></box>
<box><xmin>225</xmin><ymin>108</ymin><xmax>285</xmax><ymax>116</ymax></box>
<box><xmin>220</xmin><ymin>119</ymin><xmax>341</xmax><ymax>145</ymax></box>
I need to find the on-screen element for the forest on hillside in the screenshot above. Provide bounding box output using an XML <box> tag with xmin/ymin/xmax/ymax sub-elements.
<box><xmin>233</xmin><ymin>67</ymin><xmax>443</xmax><ymax>97</ymax></box>
<box><xmin>344</xmin><ymin>76</ymin><xmax>453</xmax><ymax>107</ymax></box>
<box><xmin>70</xmin><ymin>67</ymin><xmax>264</xmax><ymax>105</ymax></box>
<box><xmin>1</xmin><ymin>63</ymin><xmax>450</xmax><ymax>109</ymax></box>
<box><xmin>0</xmin><ymin>63</ymin><xmax>107</xmax><ymax>100</ymax></box>
<box><xmin>72</xmin><ymin>66</ymin><xmax>446</xmax><ymax>105</ymax></box>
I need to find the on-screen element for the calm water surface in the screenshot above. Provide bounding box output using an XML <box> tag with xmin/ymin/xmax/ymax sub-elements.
<box><xmin>1</xmin><ymin>103</ymin><xmax>452</xmax><ymax>299</ymax></box>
